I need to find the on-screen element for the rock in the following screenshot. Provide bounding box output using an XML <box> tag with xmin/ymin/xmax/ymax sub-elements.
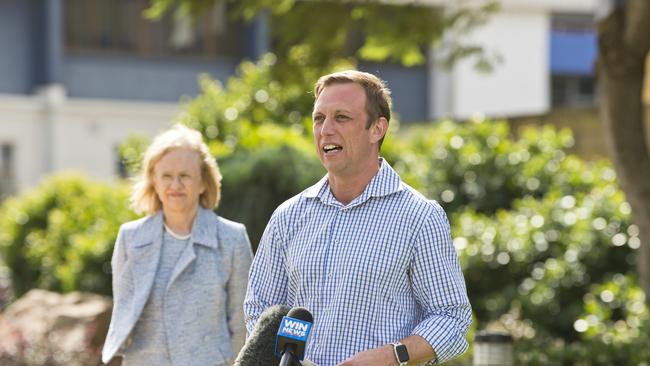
<box><xmin>0</xmin><ymin>289</ymin><xmax>112</xmax><ymax>366</ymax></box>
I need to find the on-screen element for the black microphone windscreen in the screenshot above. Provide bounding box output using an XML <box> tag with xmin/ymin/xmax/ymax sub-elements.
<box><xmin>233</xmin><ymin>304</ymin><xmax>291</xmax><ymax>366</ymax></box>
<box><xmin>287</xmin><ymin>307</ymin><xmax>313</xmax><ymax>323</ymax></box>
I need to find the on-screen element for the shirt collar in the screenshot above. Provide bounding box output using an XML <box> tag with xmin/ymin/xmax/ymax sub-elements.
<box><xmin>303</xmin><ymin>158</ymin><xmax>404</xmax><ymax>207</ymax></box>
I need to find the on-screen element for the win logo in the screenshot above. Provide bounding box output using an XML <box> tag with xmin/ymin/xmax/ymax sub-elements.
<box><xmin>275</xmin><ymin>314</ymin><xmax>313</xmax><ymax>359</ymax></box>
<box><xmin>278</xmin><ymin>317</ymin><xmax>312</xmax><ymax>340</ymax></box>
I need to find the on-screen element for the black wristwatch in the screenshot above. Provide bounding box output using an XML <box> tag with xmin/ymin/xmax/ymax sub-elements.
<box><xmin>392</xmin><ymin>342</ymin><xmax>409</xmax><ymax>366</ymax></box>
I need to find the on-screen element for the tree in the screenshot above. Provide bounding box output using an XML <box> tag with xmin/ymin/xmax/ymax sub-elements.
<box><xmin>596</xmin><ymin>0</ymin><xmax>650</xmax><ymax>305</ymax></box>
<box><xmin>146</xmin><ymin>0</ymin><xmax>499</xmax><ymax>82</ymax></box>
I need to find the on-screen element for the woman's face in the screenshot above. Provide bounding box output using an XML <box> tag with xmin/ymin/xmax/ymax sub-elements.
<box><xmin>153</xmin><ymin>148</ymin><xmax>205</xmax><ymax>216</ymax></box>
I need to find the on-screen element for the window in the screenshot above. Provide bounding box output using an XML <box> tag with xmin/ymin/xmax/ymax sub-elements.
<box><xmin>64</xmin><ymin>0</ymin><xmax>243</xmax><ymax>59</ymax></box>
<box><xmin>550</xmin><ymin>13</ymin><xmax>598</xmax><ymax>107</ymax></box>
<box><xmin>551</xmin><ymin>75</ymin><xmax>597</xmax><ymax>107</ymax></box>
<box><xmin>0</xmin><ymin>143</ymin><xmax>15</xmax><ymax>199</ymax></box>
<box><xmin>551</xmin><ymin>13</ymin><xmax>595</xmax><ymax>32</ymax></box>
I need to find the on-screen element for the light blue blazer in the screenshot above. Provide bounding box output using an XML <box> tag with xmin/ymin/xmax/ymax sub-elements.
<box><xmin>102</xmin><ymin>207</ymin><xmax>253</xmax><ymax>365</ymax></box>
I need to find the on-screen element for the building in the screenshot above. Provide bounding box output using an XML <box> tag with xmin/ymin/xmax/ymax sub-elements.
<box><xmin>430</xmin><ymin>0</ymin><xmax>598</xmax><ymax>119</ymax></box>
<box><xmin>0</xmin><ymin>0</ymin><xmax>256</xmax><ymax>198</ymax></box>
<box><xmin>0</xmin><ymin>0</ymin><xmax>600</xmax><ymax>197</ymax></box>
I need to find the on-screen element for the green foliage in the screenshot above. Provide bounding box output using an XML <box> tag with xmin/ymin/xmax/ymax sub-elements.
<box><xmin>383</xmin><ymin>119</ymin><xmax>646</xmax><ymax>365</ymax></box>
<box><xmin>145</xmin><ymin>0</ymin><xmax>500</xmax><ymax>79</ymax></box>
<box><xmin>384</xmin><ymin>118</ymin><xmax>578</xmax><ymax>214</ymax></box>
<box><xmin>218</xmin><ymin>144</ymin><xmax>324</xmax><ymax>248</ymax></box>
<box><xmin>513</xmin><ymin>275</ymin><xmax>650</xmax><ymax>365</ymax></box>
<box><xmin>118</xmin><ymin>134</ymin><xmax>151</xmax><ymax>177</ymax></box>
<box><xmin>266</xmin><ymin>1</ymin><xmax>461</xmax><ymax>72</ymax></box>
<box><xmin>454</xmin><ymin>172</ymin><xmax>635</xmax><ymax>337</ymax></box>
<box><xmin>179</xmin><ymin>54</ymin><xmax>316</xmax><ymax>152</ymax></box>
<box><xmin>391</xmin><ymin>118</ymin><xmax>633</xmax><ymax>338</ymax></box>
<box><xmin>0</xmin><ymin>175</ymin><xmax>137</xmax><ymax>297</ymax></box>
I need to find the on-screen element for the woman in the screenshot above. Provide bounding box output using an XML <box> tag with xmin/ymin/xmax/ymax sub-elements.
<box><xmin>102</xmin><ymin>124</ymin><xmax>253</xmax><ymax>366</ymax></box>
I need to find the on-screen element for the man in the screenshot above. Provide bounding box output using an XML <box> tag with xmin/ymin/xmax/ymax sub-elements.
<box><xmin>244</xmin><ymin>70</ymin><xmax>471</xmax><ymax>366</ymax></box>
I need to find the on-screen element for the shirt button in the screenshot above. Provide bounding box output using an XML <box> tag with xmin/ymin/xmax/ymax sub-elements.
<box><xmin>203</xmin><ymin>335</ymin><xmax>210</xmax><ymax>342</ymax></box>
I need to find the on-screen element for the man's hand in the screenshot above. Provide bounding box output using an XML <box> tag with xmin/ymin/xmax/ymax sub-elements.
<box><xmin>336</xmin><ymin>345</ymin><xmax>397</xmax><ymax>366</ymax></box>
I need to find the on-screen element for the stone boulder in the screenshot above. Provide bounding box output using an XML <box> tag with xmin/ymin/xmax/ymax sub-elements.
<box><xmin>0</xmin><ymin>289</ymin><xmax>113</xmax><ymax>366</ymax></box>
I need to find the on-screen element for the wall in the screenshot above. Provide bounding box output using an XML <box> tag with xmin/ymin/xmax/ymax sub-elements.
<box><xmin>0</xmin><ymin>93</ymin><xmax>179</xmax><ymax>193</ymax></box>
<box><xmin>0</xmin><ymin>95</ymin><xmax>48</xmax><ymax>192</ymax></box>
<box><xmin>0</xmin><ymin>0</ymin><xmax>36</xmax><ymax>94</ymax></box>
<box><xmin>52</xmin><ymin>99</ymin><xmax>179</xmax><ymax>179</ymax></box>
<box><xmin>64</xmin><ymin>56</ymin><xmax>239</xmax><ymax>102</ymax></box>
<box><xmin>359</xmin><ymin>62</ymin><xmax>429</xmax><ymax>123</ymax></box>
<box><xmin>450</xmin><ymin>10</ymin><xmax>550</xmax><ymax>119</ymax></box>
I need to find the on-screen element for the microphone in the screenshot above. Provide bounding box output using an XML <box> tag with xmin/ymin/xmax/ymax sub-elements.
<box><xmin>232</xmin><ymin>304</ymin><xmax>291</xmax><ymax>366</ymax></box>
<box><xmin>275</xmin><ymin>307</ymin><xmax>314</xmax><ymax>366</ymax></box>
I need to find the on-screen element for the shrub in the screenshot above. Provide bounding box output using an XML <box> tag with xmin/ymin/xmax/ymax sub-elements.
<box><xmin>218</xmin><ymin>143</ymin><xmax>324</xmax><ymax>249</ymax></box>
<box><xmin>383</xmin><ymin>119</ymin><xmax>578</xmax><ymax>214</ymax></box>
<box><xmin>453</xmin><ymin>169</ymin><xmax>636</xmax><ymax>338</ymax></box>
<box><xmin>178</xmin><ymin>54</ymin><xmax>317</xmax><ymax>150</ymax></box>
<box><xmin>0</xmin><ymin>175</ymin><xmax>137</xmax><ymax>297</ymax></box>
<box><xmin>512</xmin><ymin>274</ymin><xmax>650</xmax><ymax>365</ymax></box>
<box><xmin>382</xmin><ymin>119</ymin><xmax>641</xmax><ymax>363</ymax></box>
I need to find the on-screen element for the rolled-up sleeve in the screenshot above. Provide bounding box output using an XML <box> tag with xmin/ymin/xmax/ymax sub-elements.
<box><xmin>410</xmin><ymin>204</ymin><xmax>472</xmax><ymax>363</ymax></box>
<box><xmin>243</xmin><ymin>214</ymin><xmax>289</xmax><ymax>336</ymax></box>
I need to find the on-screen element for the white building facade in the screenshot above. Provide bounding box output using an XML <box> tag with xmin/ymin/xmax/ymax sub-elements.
<box><xmin>0</xmin><ymin>87</ymin><xmax>179</xmax><ymax>196</ymax></box>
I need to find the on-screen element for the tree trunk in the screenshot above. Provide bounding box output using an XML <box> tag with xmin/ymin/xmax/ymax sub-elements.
<box><xmin>597</xmin><ymin>0</ymin><xmax>650</xmax><ymax>305</ymax></box>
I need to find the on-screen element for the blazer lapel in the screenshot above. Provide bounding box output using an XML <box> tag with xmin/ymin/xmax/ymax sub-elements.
<box><xmin>130</xmin><ymin>211</ymin><xmax>164</xmax><ymax>313</ymax></box>
<box><xmin>166</xmin><ymin>207</ymin><xmax>220</xmax><ymax>291</ymax></box>
<box><xmin>166</xmin><ymin>241</ymin><xmax>197</xmax><ymax>292</ymax></box>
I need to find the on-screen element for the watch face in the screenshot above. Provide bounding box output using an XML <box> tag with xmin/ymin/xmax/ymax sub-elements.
<box><xmin>395</xmin><ymin>344</ymin><xmax>409</xmax><ymax>362</ymax></box>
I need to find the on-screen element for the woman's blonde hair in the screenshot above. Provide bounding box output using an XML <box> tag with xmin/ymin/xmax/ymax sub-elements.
<box><xmin>130</xmin><ymin>124</ymin><xmax>221</xmax><ymax>215</ymax></box>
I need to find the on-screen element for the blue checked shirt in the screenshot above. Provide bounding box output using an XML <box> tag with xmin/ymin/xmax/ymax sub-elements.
<box><xmin>244</xmin><ymin>159</ymin><xmax>471</xmax><ymax>365</ymax></box>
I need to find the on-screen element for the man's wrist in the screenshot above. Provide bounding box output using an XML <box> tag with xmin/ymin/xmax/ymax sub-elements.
<box><xmin>383</xmin><ymin>344</ymin><xmax>400</xmax><ymax>366</ymax></box>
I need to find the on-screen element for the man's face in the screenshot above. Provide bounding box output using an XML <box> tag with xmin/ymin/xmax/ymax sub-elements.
<box><xmin>312</xmin><ymin>82</ymin><xmax>382</xmax><ymax>178</ymax></box>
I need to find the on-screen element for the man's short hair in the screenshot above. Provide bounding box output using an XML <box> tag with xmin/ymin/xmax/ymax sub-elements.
<box><xmin>314</xmin><ymin>70</ymin><xmax>392</xmax><ymax>147</ymax></box>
